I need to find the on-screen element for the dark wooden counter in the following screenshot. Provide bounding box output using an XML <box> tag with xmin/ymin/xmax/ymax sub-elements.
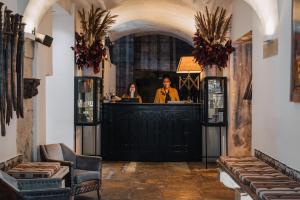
<box><xmin>101</xmin><ymin>103</ymin><xmax>202</xmax><ymax>161</ymax></box>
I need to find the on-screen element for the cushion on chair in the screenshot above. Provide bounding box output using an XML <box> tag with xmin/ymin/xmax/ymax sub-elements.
<box><xmin>74</xmin><ymin>169</ymin><xmax>100</xmax><ymax>184</ymax></box>
<box><xmin>44</xmin><ymin>144</ymin><xmax>64</xmax><ymax>161</ymax></box>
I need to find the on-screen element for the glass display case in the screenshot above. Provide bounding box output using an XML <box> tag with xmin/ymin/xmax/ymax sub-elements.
<box><xmin>75</xmin><ymin>76</ymin><xmax>102</xmax><ymax>156</ymax></box>
<box><xmin>202</xmin><ymin>77</ymin><xmax>227</xmax><ymax>126</ymax></box>
<box><xmin>75</xmin><ymin>77</ymin><xmax>102</xmax><ymax>125</ymax></box>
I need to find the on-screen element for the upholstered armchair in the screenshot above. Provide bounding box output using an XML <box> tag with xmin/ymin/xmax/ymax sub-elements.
<box><xmin>40</xmin><ymin>143</ymin><xmax>102</xmax><ymax>199</ymax></box>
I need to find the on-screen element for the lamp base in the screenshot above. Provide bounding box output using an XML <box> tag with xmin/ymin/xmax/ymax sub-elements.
<box><xmin>179</xmin><ymin>73</ymin><xmax>200</xmax><ymax>90</ymax></box>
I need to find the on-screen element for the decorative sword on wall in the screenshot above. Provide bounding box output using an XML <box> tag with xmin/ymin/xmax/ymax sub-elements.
<box><xmin>0</xmin><ymin>2</ymin><xmax>26</xmax><ymax>136</ymax></box>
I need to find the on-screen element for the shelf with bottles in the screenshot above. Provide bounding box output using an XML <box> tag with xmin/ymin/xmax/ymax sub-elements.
<box><xmin>75</xmin><ymin>77</ymin><xmax>102</xmax><ymax>125</ymax></box>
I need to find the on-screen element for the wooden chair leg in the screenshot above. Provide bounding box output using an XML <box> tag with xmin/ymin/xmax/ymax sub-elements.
<box><xmin>97</xmin><ymin>190</ymin><xmax>101</xmax><ymax>200</ymax></box>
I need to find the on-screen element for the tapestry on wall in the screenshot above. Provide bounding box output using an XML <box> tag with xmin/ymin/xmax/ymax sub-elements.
<box><xmin>111</xmin><ymin>34</ymin><xmax>193</xmax><ymax>101</ymax></box>
<box><xmin>228</xmin><ymin>32</ymin><xmax>252</xmax><ymax>156</ymax></box>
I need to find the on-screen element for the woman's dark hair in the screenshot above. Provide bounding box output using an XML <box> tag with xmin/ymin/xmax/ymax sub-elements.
<box><xmin>126</xmin><ymin>83</ymin><xmax>139</xmax><ymax>97</ymax></box>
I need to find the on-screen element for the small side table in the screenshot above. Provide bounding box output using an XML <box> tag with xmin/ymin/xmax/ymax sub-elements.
<box><xmin>7</xmin><ymin>163</ymin><xmax>69</xmax><ymax>189</ymax></box>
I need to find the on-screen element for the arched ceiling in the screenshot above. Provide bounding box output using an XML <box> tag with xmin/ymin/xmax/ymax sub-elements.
<box><xmin>73</xmin><ymin>0</ymin><xmax>233</xmax><ymax>43</ymax></box>
<box><xmin>23</xmin><ymin>0</ymin><xmax>279</xmax><ymax>43</ymax></box>
<box><xmin>243</xmin><ymin>0</ymin><xmax>278</xmax><ymax>36</ymax></box>
<box><xmin>23</xmin><ymin>0</ymin><xmax>57</xmax><ymax>33</ymax></box>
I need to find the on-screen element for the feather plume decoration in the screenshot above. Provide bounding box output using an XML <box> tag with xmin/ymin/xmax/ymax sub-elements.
<box><xmin>73</xmin><ymin>5</ymin><xmax>118</xmax><ymax>73</ymax></box>
<box><xmin>193</xmin><ymin>6</ymin><xmax>234</xmax><ymax>70</ymax></box>
<box><xmin>78</xmin><ymin>5</ymin><xmax>117</xmax><ymax>47</ymax></box>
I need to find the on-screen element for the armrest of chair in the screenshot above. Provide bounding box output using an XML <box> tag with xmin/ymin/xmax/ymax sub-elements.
<box><xmin>45</xmin><ymin>159</ymin><xmax>74</xmax><ymax>168</ymax></box>
<box><xmin>76</xmin><ymin>155</ymin><xmax>102</xmax><ymax>171</ymax></box>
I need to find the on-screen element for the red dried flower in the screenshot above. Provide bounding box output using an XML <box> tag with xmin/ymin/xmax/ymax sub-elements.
<box><xmin>193</xmin><ymin>33</ymin><xmax>235</xmax><ymax>70</ymax></box>
<box><xmin>71</xmin><ymin>32</ymin><xmax>106</xmax><ymax>73</ymax></box>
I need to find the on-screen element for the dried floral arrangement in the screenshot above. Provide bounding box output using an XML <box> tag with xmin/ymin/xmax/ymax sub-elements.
<box><xmin>193</xmin><ymin>7</ymin><xmax>235</xmax><ymax>70</ymax></box>
<box><xmin>72</xmin><ymin>5</ymin><xmax>117</xmax><ymax>73</ymax></box>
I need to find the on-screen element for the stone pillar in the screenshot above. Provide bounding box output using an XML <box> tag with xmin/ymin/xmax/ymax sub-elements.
<box><xmin>16</xmin><ymin>38</ymin><xmax>35</xmax><ymax>161</ymax></box>
<box><xmin>228</xmin><ymin>40</ymin><xmax>252</xmax><ymax>157</ymax></box>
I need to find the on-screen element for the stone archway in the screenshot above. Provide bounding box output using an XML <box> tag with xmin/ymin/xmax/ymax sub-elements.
<box><xmin>23</xmin><ymin>0</ymin><xmax>279</xmax><ymax>39</ymax></box>
<box><xmin>22</xmin><ymin>0</ymin><xmax>279</xmax><ymax>159</ymax></box>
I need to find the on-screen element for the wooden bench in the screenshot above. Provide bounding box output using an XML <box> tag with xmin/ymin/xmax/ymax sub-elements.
<box><xmin>217</xmin><ymin>150</ymin><xmax>300</xmax><ymax>200</ymax></box>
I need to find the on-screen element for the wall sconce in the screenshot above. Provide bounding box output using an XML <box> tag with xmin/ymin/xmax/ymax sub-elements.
<box><xmin>33</xmin><ymin>29</ymin><xmax>53</xmax><ymax>47</ymax></box>
<box><xmin>264</xmin><ymin>34</ymin><xmax>275</xmax><ymax>43</ymax></box>
<box><xmin>263</xmin><ymin>34</ymin><xmax>278</xmax><ymax>58</ymax></box>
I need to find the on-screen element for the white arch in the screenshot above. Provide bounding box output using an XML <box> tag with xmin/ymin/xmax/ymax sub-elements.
<box><xmin>110</xmin><ymin>20</ymin><xmax>193</xmax><ymax>45</ymax></box>
<box><xmin>23</xmin><ymin>0</ymin><xmax>279</xmax><ymax>37</ymax></box>
<box><xmin>108</xmin><ymin>0</ymin><xmax>196</xmax><ymax>43</ymax></box>
<box><xmin>243</xmin><ymin>0</ymin><xmax>278</xmax><ymax>35</ymax></box>
<box><xmin>23</xmin><ymin>0</ymin><xmax>57</xmax><ymax>33</ymax></box>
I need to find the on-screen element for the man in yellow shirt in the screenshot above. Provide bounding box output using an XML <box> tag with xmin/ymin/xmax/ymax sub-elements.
<box><xmin>154</xmin><ymin>75</ymin><xmax>180</xmax><ymax>103</ymax></box>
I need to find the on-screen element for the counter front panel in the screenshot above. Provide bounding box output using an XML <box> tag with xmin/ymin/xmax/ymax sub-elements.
<box><xmin>101</xmin><ymin>103</ymin><xmax>202</xmax><ymax>161</ymax></box>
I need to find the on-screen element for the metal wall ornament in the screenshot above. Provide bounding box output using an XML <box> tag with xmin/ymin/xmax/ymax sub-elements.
<box><xmin>0</xmin><ymin>2</ymin><xmax>26</xmax><ymax>136</ymax></box>
<box><xmin>24</xmin><ymin>78</ymin><xmax>40</xmax><ymax>99</ymax></box>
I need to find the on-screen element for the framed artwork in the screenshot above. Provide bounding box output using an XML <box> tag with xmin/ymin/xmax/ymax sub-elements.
<box><xmin>291</xmin><ymin>0</ymin><xmax>300</xmax><ymax>102</ymax></box>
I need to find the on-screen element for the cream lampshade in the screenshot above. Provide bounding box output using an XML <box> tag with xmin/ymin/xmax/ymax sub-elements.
<box><xmin>176</xmin><ymin>56</ymin><xmax>202</xmax><ymax>91</ymax></box>
<box><xmin>176</xmin><ymin>56</ymin><xmax>202</xmax><ymax>74</ymax></box>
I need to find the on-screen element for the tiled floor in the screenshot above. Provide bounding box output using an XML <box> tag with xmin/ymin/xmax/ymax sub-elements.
<box><xmin>77</xmin><ymin>162</ymin><xmax>234</xmax><ymax>200</ymax></box>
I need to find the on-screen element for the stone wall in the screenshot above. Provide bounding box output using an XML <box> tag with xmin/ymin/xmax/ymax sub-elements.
<box><xmin>16</xmin><ymin>38</ymin><xmax>35</xmax><ymax>161</ymax></box>
<box><xmin>228</xmin><ymin>37</ymin><xmax>252</xmax><ymax>156</ymax></box>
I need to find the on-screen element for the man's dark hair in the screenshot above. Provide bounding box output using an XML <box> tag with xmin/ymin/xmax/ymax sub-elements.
<box><xmin>162</xmin><ymin>74</ymin><xmax>171</xmax><ymax>81</ymax></box>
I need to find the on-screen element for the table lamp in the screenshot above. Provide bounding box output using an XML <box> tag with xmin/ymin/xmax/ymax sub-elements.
<box><xmin>176</xmin><ymin>56</ymin><xmax>202</xmax><ymax>91</ymax></box>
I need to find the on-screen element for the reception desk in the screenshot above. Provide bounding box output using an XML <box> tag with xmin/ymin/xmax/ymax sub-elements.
<box><xmin>101</xmin><ymin>103</ymin><xmax>202</xmax><ymax>161</ymax></box>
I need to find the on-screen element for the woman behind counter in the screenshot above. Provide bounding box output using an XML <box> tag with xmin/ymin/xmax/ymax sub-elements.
<box><xmin>122</xmin><ymin>83</ymin><xmax>143</xmax><ymax>103</ymax></box>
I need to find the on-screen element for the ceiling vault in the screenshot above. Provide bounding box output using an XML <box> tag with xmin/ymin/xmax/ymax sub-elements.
<box><xmin>23</xmin><ymin>0</ymin><xmax>278</xmax><ymax>42</ymax></box>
